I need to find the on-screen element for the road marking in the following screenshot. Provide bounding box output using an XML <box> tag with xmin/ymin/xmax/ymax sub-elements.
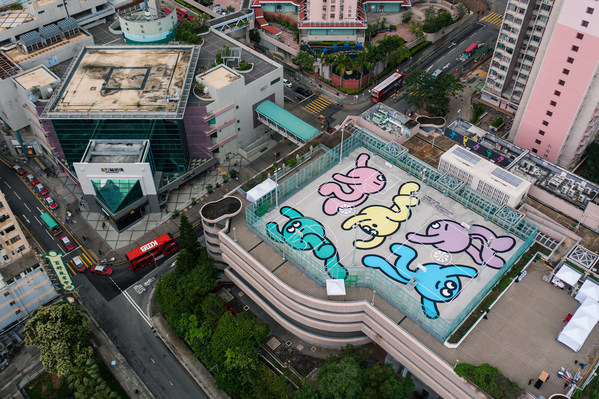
<box><xmin>169</xmin><ymin>381</ymin><xmax>173</xmax><ymax>386</ymax></box>
<box><xmin>151</xmin><ymin>358</ymin><xmax>155</xmax><ymax>364</ymax></box>
<box><xmin>36</xmin><ymin>207</ymin><xmax>43</xmax><ymax>213</ymax></box>
<box><xmin>34</xmin><ymin>217</ymin><xmax>41</xmax><ymax>225</ymax></box>
<box><xmin>443</xmin><ymin>63</ymin><xmax>450</xmax><ymax>69</ymax></box>
<box><xmin>303</xmin><ymin>96</ymin><xmax>331</xmax><ymax>114</ymax></box>
<box><xmin>480</xmin><ymin>12</ymin><xmax>503</xmax><ymax>27</ymax></box>
<box><xmin>448</xmin><ymin>42</ymin><xmax>456</xmax><ymax>49</ymax></box>
<box><xmin>14</xmin><ymin>192</ymin><xmax>20</xmax><ymax>200</ymax></box>
<box><xmin>425</xmin><ymin>65</ymin><xmax>433</xmax><ymax>72</ymax></box>
<box><xmin>121</xmin><ymin>288</ymin><xmax>151</xmax><ymax>327</ymax></box>
<box><xmin>134</xmin><ymin>284</ymin><xmax>145</xmax><ymax>294</ymax></box>
<box><xmin>23</xmin><ymin>203</ymin><xmax>31</xmax><ymax>212</ymax></box>
<box><xmin>45</xmin><ymin>230</ymin><xmax>53</xmax><ymax>239</ymax></box>
<box><xmin>3</xmin><ymin>181</ymin><xmax>10</xmax><ymax>188</ymax></box>
<box><xmin>22</xmin><ymin>214</ymin><xmax>30</xmax><ymax>223</ymax></box>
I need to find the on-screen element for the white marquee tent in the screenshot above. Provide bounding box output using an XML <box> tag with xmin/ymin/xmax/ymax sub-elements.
<box><xmin>576</xmin><ymin>279</ymin><xmax>599</xmax><ymax>303</ymax></box>
<box><xmin>558</xmin><ymin>298</ymin><xmax>599</xmax><ymax>352</ymax></box>
<box><xmin>554</xmin><ymin>264</ymin><xmax>583</xmax><ymax>286</ymax></box>
<box><xmin>246</xmin><ymin>178</ymin><xmax>278</xmax><ymax>203</ymax></box>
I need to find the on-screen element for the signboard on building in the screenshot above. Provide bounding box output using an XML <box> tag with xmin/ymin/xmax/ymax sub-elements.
<box><xmin>45</xmin><ymin>250</ymin><xmax>75</xmax><ymax>291</ymax></box>
<box><xmin>443</xmin><ymin>128</ymin><xmax>511</xmax><ymax>167</ymax></box>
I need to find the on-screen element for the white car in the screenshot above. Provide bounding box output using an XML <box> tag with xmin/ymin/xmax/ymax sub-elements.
<box><xmin>283</xmin><ymin>79</ymin><xmax>292</xmax><ymax>88</ymax></box>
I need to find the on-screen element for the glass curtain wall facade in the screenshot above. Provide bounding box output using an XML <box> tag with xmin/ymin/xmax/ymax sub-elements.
<box><xmin>51</xmin><ymin>119</ymin><xmax>189</xmax><ymax>174</ymax></box>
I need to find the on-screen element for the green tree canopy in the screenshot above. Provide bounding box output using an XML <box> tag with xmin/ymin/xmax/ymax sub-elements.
<box><xmin>25</xmin><ymin>302</ymin><xmax>93</xmax><ymax>377</ymax></box>
<box><xmin>178</xmin><ymin>212</ymin><xmax>202</xmax><ymax>257</ymax></box>
<box><xmin>361</xmin><ymin>363</ymin><xmax>414</xmax><ymax>399</ymax></box>
<box><xmin>293</xmin><ymin>51</ymin><xmax>315</xmax><ymax>73</ymax></box>
<box><xmin>67</xmin><ymin>358</ymin><xmax>119</xmax><ymax>399</ymax></box>
<box><xmin>174</xmin><ymin>19</ymin><xmax>206</xmax><ymax>44</ymax></box>
<box><xmin>317</xmin><ymin>356</ymin><xmax>363</xmax><ymax>399</ymax></box>
<box><xmin>403</xmin><ymin>69</ymin><xmax>464</xmax><ymax>116</ymax></box>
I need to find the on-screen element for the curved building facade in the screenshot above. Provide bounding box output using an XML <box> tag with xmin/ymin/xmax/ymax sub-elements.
<box><xmin>118</xmin><ymin>5</ymin><xmax>176</xmax><ymax>44</ymax></box>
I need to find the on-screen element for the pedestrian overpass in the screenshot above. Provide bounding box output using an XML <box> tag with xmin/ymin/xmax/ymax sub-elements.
<box><xmin>255</xmin><ymin>100</ymin><xmax>320</xmax><ymax>145</ymax></box>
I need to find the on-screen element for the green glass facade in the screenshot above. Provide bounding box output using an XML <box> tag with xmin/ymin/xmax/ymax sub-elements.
<box><xmin>92</xmin><ymin>179</ymin><xmax>144</xmax><ymax>214</ymax></box>
<box><xmin>51</xmin><ymin>119</ymin><xmax>189</xmax><ymax>174</ymax></box>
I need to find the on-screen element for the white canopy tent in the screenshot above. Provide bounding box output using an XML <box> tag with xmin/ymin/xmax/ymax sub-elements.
<box><xmin>558</xmin><ymin>298</ymin><xmax>599</xmax><ymax>352</ymax></box>
<box><xmin>246</xmin><ymin>178</ymin><xmax>278</xmax><ymax>203</ymax></box>
<box><xmin>554</xmin><ymin>264</ymin><xmax>583</xmax><ymax>286</ymax></box>
<box><xmin>326</xmin><ymin>279</ymin><xmax>346</xmax><ymax>296</ymax></box>
<box><xmin>576</xmin><ymin>279</ymin><xmax>599</xmax><ymax>303</ymax></box>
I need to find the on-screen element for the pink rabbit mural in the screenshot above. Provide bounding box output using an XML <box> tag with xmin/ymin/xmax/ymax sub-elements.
<box><xmin>318</xmin><ymin>153</ymin><xmax>387</xmax><ymax>216</ymax></box>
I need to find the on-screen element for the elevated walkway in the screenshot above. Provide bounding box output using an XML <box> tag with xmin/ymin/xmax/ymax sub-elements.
<box><xmin>255</xmin><ymin>100</ymin><xmax>320</xmax><ymax>144</ymax></box>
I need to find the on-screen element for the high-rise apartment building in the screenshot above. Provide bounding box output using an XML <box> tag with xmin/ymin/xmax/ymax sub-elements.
<box><xmin>481</xmin><ymin>0</ymin><xmax>555</xmax><ymax>115</ymax></box>
<box><xmin>509</xmin><ymin>0</ymin><xmax>599</xmax><ymax>168</ymax></box>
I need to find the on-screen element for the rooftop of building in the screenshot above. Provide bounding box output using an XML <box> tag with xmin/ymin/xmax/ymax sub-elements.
<box><xmin>0</xmin><ymin>252</ymin><xmax>39</xmax><ymax>281</ymax></box>
<box><xmin>0</xmin><ymin>50</ymin><xmax>20</xmax><ymax>80</ymax></box>
<box><xmin>43</xmin><ymin>45</ymin><xmax>198</xmax><ymax>119</ymax></box>
<box><xmin>199</xmin><ymin>64</ymin><xmax>241</xmax><ymax>90</ymax></box>
<box><xmin>12</xmin><ymin>65</ymin><xmax>58</xmax><ymax>91</ymax></box>
<box><xmin>195</xmin><ymin>30</ymin><xmax>279</xmax><ymax>86</ymax></box>
<box><xmin>82</xmin><ymin>139</ymin><xmax>149</xmax><ymax>163</ymax></box>
<box><xmin>446</xmin><ymin>119</ymin><xmax>599</xmax><ymax>210</ymax></box>
<box><xmin>0</xmin><ymin>10</ymin><xmax>34</xmax><ymax>32</ymax></box>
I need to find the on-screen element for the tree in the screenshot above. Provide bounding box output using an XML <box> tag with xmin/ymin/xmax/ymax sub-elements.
<box><xmin>25</xmin><ymin>302</ymin><xmax>93</xmax><ymax>377</ymax></box>
<box><xmin>352</xmin><ymin>51</ymin><xmax>371</xmax><ymax>85</ymax></box>
<box><xmin>317</xmin><ymin>356</ymin><xmax>363</xmax><ymax>399</ymax></box>
<box><xmin>178</xmin><ymin>212</ymin><xmax>201</xmax><ymax>257</ymax></box>
<box><xmin>403</xmin><ymin>69</ymin><xmax>464</xmax><ymax>116</ymax></box>
<box><xmin>332</xmin><ymin>54</ymin><xmax>352</xmax><ymax>88</ymax></box>
<box><xmin>174</xmin><ymin>19</ymin><xmax>206</xmax><ymax>44</ymax></box>
<box><xmin>293</xmin><ymin>51</ymin><xmax>315</xmax><ymax>74</ymax></box>
<box><xmin>582</xmin><ymin>142</ymin><xmax>599</xmax><ymax>184</ymax></box>
<box><xmin>67</xmin><ymin>358</ymin><xmax>119</xmax><ymax>399</ymax></box>
<box><xmin>295</xmin><ymin>380</ymin><xmax>320</xmax><ymax>399</ymax></box>
<box><xmin>226</xmin><ymin>5</ymin><xmax>234</xmax><ymax>13</ymax></box>
<box><xmin>249</xmin><ymin>28</ymin><xmax>261</xmax><ymax>44</ymax></box>
<box><xmin>360</xmin><ymin>363</ymin><xmax>414</xmax><ymax>399</ymax></box>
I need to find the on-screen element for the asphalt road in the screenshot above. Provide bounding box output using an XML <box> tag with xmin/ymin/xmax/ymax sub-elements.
<box><xmin>78</xmin><ymin>255</ymin><xmax>207</xmax><ymax>399</ymax></box>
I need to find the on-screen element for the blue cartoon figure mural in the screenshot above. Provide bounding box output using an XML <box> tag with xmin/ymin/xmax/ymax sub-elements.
<box><xmin>266</xmin><ymin>206</ymin><xmax>348</xmax><ymax>279</ymax></box>
<box><xmin>362</xmin><ymin>244</ymin><xmax>478</xmax><ymax>319</ymax></box>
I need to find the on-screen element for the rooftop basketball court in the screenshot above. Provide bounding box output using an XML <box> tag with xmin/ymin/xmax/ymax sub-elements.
<box><xmin>248</xmin><ymin>128</ymin><xmax>537</xmax><ymax>339</ymax></box>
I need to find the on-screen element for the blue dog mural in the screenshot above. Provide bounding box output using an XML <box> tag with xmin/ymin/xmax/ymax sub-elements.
<box><xmin>362</xmin><ymin>244</ymin><xmax>478</xmax><ymax>319</ymax></box>
<box><xmin>266</xmin><ymin>206</ymin><xmax>348</xmax><ymax>279</ymax></box>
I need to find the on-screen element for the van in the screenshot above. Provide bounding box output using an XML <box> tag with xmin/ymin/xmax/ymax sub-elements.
<box><xmin>432</xmin><ymin>69</ymin><xmax>443</xmax><ymax>79</ymax></box>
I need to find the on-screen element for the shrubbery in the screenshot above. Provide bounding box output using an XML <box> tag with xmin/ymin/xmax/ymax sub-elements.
<box><xmin>455</xmin><ymin>363</ymin><xmax>522</xmax><ymax>399</ymax></box>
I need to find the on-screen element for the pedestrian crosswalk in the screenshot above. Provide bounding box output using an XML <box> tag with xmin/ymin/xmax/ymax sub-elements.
<box><xmin>480</xmin><ymin>12</ymin><xmax>503</xmax><ymax>27</ymax></box>
<box><xmin>304</xmin><ymin>96</ymin><xmax>332</xmax><ymax>114</ymax></box>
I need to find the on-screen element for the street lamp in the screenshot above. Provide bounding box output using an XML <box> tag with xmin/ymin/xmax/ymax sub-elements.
<box><xmin>339</xmin><ymin>126</ymin><xmax>344</xmax><ymax>164</ymax></box>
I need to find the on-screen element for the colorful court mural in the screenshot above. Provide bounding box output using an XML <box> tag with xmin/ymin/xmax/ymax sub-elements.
<box><xmin>262</xmin><ymin>149</ymin><xmax>524</xmax><ymax>323</ymax></box>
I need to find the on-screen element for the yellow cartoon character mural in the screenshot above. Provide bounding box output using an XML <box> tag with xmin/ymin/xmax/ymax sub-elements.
<box><xmin>342</xmin><ymin>182</ymin><xmax>420</xmax><ymax>249</ymax></box>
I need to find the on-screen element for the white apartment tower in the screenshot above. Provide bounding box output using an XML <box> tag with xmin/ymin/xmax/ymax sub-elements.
<box><xmin>481</xmin><ymin>0</ymin><xmax>555</xmax><ymax>115</ymax></box>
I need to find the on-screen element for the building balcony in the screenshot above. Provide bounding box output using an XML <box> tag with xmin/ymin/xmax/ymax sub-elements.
<box><xmin>203</xmin><ymin>104</ymin><xmax>235</xmax><ymax>122</ymax></box>
<box><xmin>204</xmin><ymin>118</ymin><xmax>236</xmax><ymax>136</ymax></box>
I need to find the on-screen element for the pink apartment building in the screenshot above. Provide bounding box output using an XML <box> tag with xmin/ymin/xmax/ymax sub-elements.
<box><xmin>509</xmin><ymin>0</ymin><xmax>599</xmax><ymax>168</ymax></box>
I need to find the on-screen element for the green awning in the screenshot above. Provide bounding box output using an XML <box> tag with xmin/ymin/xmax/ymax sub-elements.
<box><xmin>256</xmin><ymin>100</ymin><xmax>320</xmax><ymax>142</ymax></box>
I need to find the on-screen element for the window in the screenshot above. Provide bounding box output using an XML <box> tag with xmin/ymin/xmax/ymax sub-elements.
<box><xmin>562</xmin><ymin>68</ymin><xmax>570</xmax><ymax>75</ymax></box>
<box><xmin>539</xmin><ymin>130</ymin><xmax>545</xmax><ymax>135</ymax></box>
<box><xmin>9</xmin><ymin>300</ymin><xmax>15</xmax><ymax>306</ymax></box>
<box><xmin>546</xmin><ymin>110</ymin><xmax>553</xmax><ymax>116</ymax></box>
<box><xmin>535</xmin><ymin>139</ymin><xmax>542</xmax><ymax>144</ymax></box>
<box><xmin>586</xmin><ymin>7</ymin><xmax>594</xmax><ymax>14</ymax></box>
<box><xmin>322</xmin><ymin>13</ymin><xmax>326</xmax><ymax>18</ymax></box>
<box><xmin>558</xmin><ymin>79</ymin><xmax>565</xmax><ymax>86</ymax></box>
<box><xmin>570</xmin><ymin>46</ymin><xmax>578</xmax><ymax>53</ymax></box>
<box><xmin>330</xmin><ymin>13</ymin><xmax>335</xmax><ymax>18</ymax></box>
<box><xmin>322</xmin><ymin>6</ymin><xmax>326</xmax><ymax>10</ymax></box>
<box><xmin>550</xmin><ymin>101</ymin><xmax>557</xmax><ymax>106</ymax></box>
<box><xmin>581</xmin><ymin>20</ymin><xmax>589</xmax><ymax>27</ymax></box>
<box><xmin>270</xmin><ymin>77</ymin><xmax>280</xmax><ymax>85</ymax></box>
<box><xmin>532</xmin><ymin>148</ymin><xmax>538</xmax><ymax>154</ymax></box>
<box><xmin>554</xmin><ymin>90</ymin><xmax>561</xmax><ymax>96</ymax></box>
<box><xmin>542</xmin><ymin>120</ymin><xmax>549</xmax><ymax>126</ymax></box>
<box><xmin>9</xmin><ymin>235</ymin><xmax>20</xmax><ymax>244</ymax></box>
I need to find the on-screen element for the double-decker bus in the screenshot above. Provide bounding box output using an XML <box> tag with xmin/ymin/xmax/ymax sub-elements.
<box><xmin>371</xmin><ymin>72</ymin><xmax>403</xmax><ymax>103</ymax></box>
<box><xmin>462</xmin><ymin>42</ymin><xmax>478</xmax><ymax>58</ymax></box>
<box><xmin>176</xmin><ymin>8</ymin><xmax>194</xmax><ymax>21</ymax></box>
<box><xmin>125</xmin><ymin>233</ymin><xmax>179</xmax><ymax>271</ymax></box>
<box><xmin>40</xmin><ymin>212</ymin><xmax>62</xmax><ymax>236</ymax></box>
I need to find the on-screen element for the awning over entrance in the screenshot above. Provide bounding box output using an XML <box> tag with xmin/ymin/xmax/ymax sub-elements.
<box><xmin>255</xmin><ymin>100</ymin><xmax>320</xmax><ymax>144</ymax></box>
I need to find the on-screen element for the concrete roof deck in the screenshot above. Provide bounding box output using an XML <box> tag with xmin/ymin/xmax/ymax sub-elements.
<box><xmin>226</xmin><ymin>181</ymin><xmax>596</xmax><ymax>399</ymax></box>
<box><xmin>13</xmin><ymin>66</ymin><xmax>58</xmax><ymax>91</ymax></box>
<box><xmin>0</xmin><ymin>10</ymin><xmax>33</xmax><ymax>31</ymax></box>
<box><xmin>45</xmin><ymin>45</ymin><xmax>194</xmax><ymax>116</ymax></box>
<box><xmin>197</xmin><ymin>31</ymin><xmax>278</xmax><ymax>86</ymax></box>
<box><xmin>200</xmin><ymin>65</ymin><xmax>241</xmax><ymax>89</ymax></box>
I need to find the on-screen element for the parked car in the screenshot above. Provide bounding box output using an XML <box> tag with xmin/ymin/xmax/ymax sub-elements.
<box><xmin>35</xmin><ymin>183</ymin><xmax>48</xmax><ymax>196</ymax></box>
<box><xmin>12</xmin><ymin>165</ymin><xmax>25</xmax><ymax>175</ymax></box>
<box><xmin>44</xmin><ymin>196</ymin><xmax>58</xmax><ymax>210</ymax></box>
<box><xmin>59</xmin><ymin>235</ymin><xmax>75</xmax><ymax>251</ymax></box>
<box><xmin>283</xmin><ymin>79</ymin><xmax>292</xmax><ymax>88</ymax></box>
<box><xmin>90</xmin><ymin>265</ymin><xmax>113</xmax><ymax>276</ymax></box>
<box><xmin>26</xmin><ymin>173</ymin><xmax>36</xmax><ymax>184</ymax></box>
<box><xmin>72</xmin><ymin>256</ymin><xmax>86</xmax><ymax>272</ymax></box>
<box><xmin>295</xmin><ymin>87</ymin><xmax>312</xmax><ymax>97</ymax></box>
